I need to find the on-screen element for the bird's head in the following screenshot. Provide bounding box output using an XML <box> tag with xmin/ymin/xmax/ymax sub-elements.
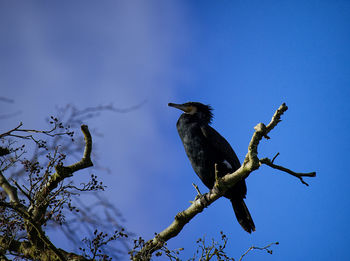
<box><xmin>168</xmin><ymin>102</ymin><xmax>213</xmax><ymax>124</ymax></box>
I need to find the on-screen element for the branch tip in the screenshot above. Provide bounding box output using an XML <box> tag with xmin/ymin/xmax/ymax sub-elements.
<box><xmin>260</xmin><ymin>157</ymin><xmax>316</xmax><ymax>186</ymax></box>
<box><xmin>192</xmin><ymin>183</ymin><xmax>202</xmax><ymax>197</ymax></box>
<box><xmin>271</xmin><ymin>152</ymin><xmax>280</xmax><ymax>163</ymax></box>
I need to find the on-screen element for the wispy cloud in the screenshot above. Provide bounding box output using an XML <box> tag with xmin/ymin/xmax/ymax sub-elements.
<box><xmin>0</xmin><ymin>0</ymin><xmax>191</xmax><ymax>241</ymax></box>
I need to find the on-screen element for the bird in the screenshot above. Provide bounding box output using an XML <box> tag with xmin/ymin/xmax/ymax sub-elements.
<box><xmin>168</xmin><ymin>102</ymin><xmax>255</xmax><ymax>233</ymax></box>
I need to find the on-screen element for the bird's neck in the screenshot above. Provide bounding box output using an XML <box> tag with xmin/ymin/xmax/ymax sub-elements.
<box><xmin>179</xmin><ymin>113</ymin><xmax>211</xmax><ymax>125</ymax></box>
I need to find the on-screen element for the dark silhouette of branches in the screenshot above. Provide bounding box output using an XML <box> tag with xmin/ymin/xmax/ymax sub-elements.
<box><xmin>0</xmin><ymin>104</ymin><xmax>141</xmax><ymax>260</ymax></box>
<box><xmin>239</xmin><ymin>242</ymin><xmax>279</xmax><ymax>261</ymax></box>
<box><xmin>0</xmin><ymin>102</ymin><xmax>315</xmax><ymax>261</ymax></box>
<box><xmin>131</xmin><ymin>231</ymin><xmax>279</xmax><ymax>261</ymax></box>
<box><xmin>0</xmin><ymin>124</ymin><xmax>94</xmax><ymax>260</ymax></box>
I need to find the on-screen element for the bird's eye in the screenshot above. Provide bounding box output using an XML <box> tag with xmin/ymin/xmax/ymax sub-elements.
<box><xmin>187</xmin><ymin>106</ymin><xmax>197</xmax><ymax>114</ymax></box>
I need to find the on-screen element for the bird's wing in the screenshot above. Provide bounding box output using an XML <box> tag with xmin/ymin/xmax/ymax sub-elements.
<box><xmin>200</xmin><ymin>125</ymin><xmax>241</xmax><ymax>171</ymax></box>
<box><xmin>201</xmin><ymin>124</ymin><xmax>247</xmax><ymax>198</ymax></box>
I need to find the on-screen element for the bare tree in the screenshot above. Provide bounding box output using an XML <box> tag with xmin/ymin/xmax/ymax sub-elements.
<box><xmin>0</xmin><ymin>103</ymin><xmax>315</xmax><ymax>260</ymax></box>
<box><xmin>0</xmin><ymin>104</ymin><xmax>134</xmax><ymax>260</ymax></box>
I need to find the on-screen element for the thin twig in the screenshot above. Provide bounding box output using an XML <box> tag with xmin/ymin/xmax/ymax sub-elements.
<box><xmin>271</xmin><ymin>152</ymin><xmax>280</xmax><ymax>163</ymax></box>
<box><xmin>0</xmin><ymin>122</ymin><xmax>23</xmax><ymax>139</ymax></box>
<box><xmin>260</xmin><ymin>157</ymin><xmax>316</xmax><ymax>186</ymax></box>
<box><xmin>192</xmin><ymin>183</ymin><xmax>202</xmax><ymax>197</ymax></box>
<box><xmin>239</xmin><ymin>242</ymin><xmax>279</xmax><ymax>261</ymax></box>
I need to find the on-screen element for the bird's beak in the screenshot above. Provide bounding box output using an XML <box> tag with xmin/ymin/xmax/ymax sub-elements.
<box><xmin>168</xmin><ymin>103</ymin><xmax>189</xmax><ymax>112</ymax></box>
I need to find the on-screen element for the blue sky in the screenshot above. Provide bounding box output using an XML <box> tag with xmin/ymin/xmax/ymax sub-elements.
<box><xmin>1</xmin><ymin>1</ymin><xmax>350</xmax><ymax>260</ymax></box>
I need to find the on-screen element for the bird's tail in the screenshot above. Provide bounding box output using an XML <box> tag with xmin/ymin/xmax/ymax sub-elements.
<box><xmin>230</xmin><ymin>198</ymin><xmax>255</xmax><ymax>233</ymax></box>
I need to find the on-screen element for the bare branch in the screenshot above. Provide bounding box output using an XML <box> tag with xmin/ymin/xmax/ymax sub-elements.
<box><xmin>192</xmin><ymin>183</ymin><xmax>202</xmax><ymax>197</ymax></box>
<box><xmin>1</xmin><ymin>105</ymin><xmax>132</xmax><ymax>260</ymax></box>
<box><xmin>260</xmin><ymin>157</ymin><xmax>316</xmax><ymax>186</ymax></box>
<box><xmin>0</xmin><ymin>234</ymin><xmax>89</xmax><ymax>261</ymax></box>
<box><xmin>0</xmin><ymin>202</ymin><xmax>66</xmax><ymax>261</ymax></box>
<box><xmin>0</xmin><ymin>122</ymin><xmax>23</xmax><ymax>139</ymax></box>
<box><xmin>239</xmin><ymin>242</ymin><xmax>279</xmax><ymax>261</ymax></box>
<box><xmin>11</xmin><ymin>178</ymin><xmax>33</xmax><ymax>203</ymax></box>
<box><xmin>265</xmin><ymin>102</ymin><xmax>288</xmax><ymax>135</ymax></box>
<box><xmin>133</xmin><ymin>103</ymin><xmax>291</xmax><ymax>260</ymax></box>
<box><xmin>271</xmin><ymin>152</ymin><xmax>280</xmax><ymax>163</ymax></box>
<box><xmin>31</xmin><ymin>125</ymin><xmax>93</xmax><ymax>223</ymax></box>
<box><xmin>0</xmin><ymin>117</ymin><xmax>74</xmax><ymax>147</ymax></box>
<box><xmin>0</xmin><ymin>170</ymin><xmax>19</xmax><ymax>203</ymax></box>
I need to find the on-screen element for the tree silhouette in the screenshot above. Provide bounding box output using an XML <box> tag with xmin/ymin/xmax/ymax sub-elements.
<box><xmin>0</xmin><ymin>103</ymin><xmax>315</xmax><ymax>260</ymax></box>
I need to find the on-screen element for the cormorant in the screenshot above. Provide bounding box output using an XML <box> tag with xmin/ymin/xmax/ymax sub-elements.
<box><xmin>168</xmin><ymin>102</ymin><xmax>255</xmax><ymax>233</ymax></box>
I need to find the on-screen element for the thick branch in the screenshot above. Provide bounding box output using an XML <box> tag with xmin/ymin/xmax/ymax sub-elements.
<box><xmin>1</xmin><ymin>125</ymin><xmax>94</xmax><ymax>260</ymax></box>
<box><xmin>15</xmin><ymin>125</ymin><xmax>94</xmax><ymax>260</ymax></box>
<box><xmin>0</xmin><ymin>235</ymin><xmax>88</xmax><ymax>261</ymax></box>
<box><xmin>0</xmin><ymin>170</ymin><xmax>19</xmax><ymax>203</ymax></box>
<box><xmin>133</xmin><ymin>103</ymin><xmax>289</xmax><ymax>260</ymax></box>
<box><xmin>38</xmin><ymin>124</ymin><xmax>92</xmax><ymax>194</ymax></box>
<box><xmin>260</xmin><ymin>157</ymin><xmax>316</xmax><ymax>186</ymax></box>
<box><xmin>0</xmin><ymin>125</ymin><xmax>93</xmax><ymax>260</ymax></box>
<box><xmin>265</xmin><ymin>103</ymin><xmax>288</xmax><ymax>134</ymax></box>
<box><xmin>0</xmin><ymin>202</ymin><xmax>66</xmax><ymax>261</ymax></box>
<box><xmin>242</xmin><ymin>103</ymin><xmax>288</xmax><ymax>171</ymax></box>
<box><xmin>31</xmin><ymin>125</ymin><xmax>93</xmax><ymax>221</ymax></box>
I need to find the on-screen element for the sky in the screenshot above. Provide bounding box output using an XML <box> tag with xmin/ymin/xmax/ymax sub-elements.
<box><xmin>1</xmin><ymin>0</ymin><xmax>350</xmax><ymax>260</ymax></box>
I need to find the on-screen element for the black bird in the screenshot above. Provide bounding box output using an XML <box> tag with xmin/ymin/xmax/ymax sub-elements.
<box><xmin>168</xmin><ymin>102</ymin><xmax>255</xmax><ymax>233</ymax></box>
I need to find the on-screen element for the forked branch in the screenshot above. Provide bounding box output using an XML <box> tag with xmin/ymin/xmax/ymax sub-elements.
<box><xmin>260</xmin><ymin>157</ymin><xmax>316</xmax><ymax>186</ymax></box>
<box><xmin>239</xmin><ymin>242</ymin><xmax>279</xmax><ymax>261</ymax></box>
<box><xmin>132</xmin><ymin>103</ymin><xmax>315</xmax><ymax>260</ymax></box>
<box><xmin>31</xmin><ymin>125</ymin><xmax>93</xmax><ymax>222</ymax></box>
